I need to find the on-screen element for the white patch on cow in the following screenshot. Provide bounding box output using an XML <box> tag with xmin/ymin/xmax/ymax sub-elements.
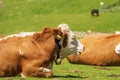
<box><xmin>115</xmin><ymin>43</ymin><xmax>120</xmax><ymax>54</ymax></box>
<box><xmin>57</xmin><ymin>23</ymin><xmax>70</xmax><ymax>32</ymax></box>
<box><xmin>21</xmin><ymin>73</ymin><xmax>26</xmax><ymax>78</ymax></box>
<box><xmin>39</xmin><ymin>67</ymin><xmax>51</xmax><ymax>72</ymax></box>
<box><xmin>115</xmin><ymin>31</ymin><xmax>120</xmax><ymax>34</ymax></box>
<box><xmin>43</xmin><ymin>68</ymin><xmax>51</xmax><ymax>72</ymax></box>
<box><xmin>0</xmin><ymin>32</ymin><xmax>34</xmax><ymax>41</ymax></box>
<box><xmin>76</xmin><ymin>40</ymin><xmax>84</xmax><ymax>55</ymax></box>
<box><xmin>19</xmin><ymin>49</ymin><xmax>24</xmax><ymax>55</ymax></box>
<box><xmin>19</xmin><ymin>32</ymin><xmax>35</xmax><ymax>36</ymax></box>
<box><xmin>57</xmin><ymin>23</ymin><xmax>84</xmax><ymax>58</ymax></box>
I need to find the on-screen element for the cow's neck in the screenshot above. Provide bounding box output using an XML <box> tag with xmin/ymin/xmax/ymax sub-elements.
<box><xmin>39</xmin><ymin>36</ymin><xmax>56</xmax><ymax>60</ymax></box>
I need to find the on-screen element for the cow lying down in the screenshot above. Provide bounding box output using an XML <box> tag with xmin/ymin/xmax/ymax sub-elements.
<box><xmin>0</xmin><ymin>25</ymin><xmax>84</xmax><ymax>78</ymax></box>
<box><xmin>0</xmin><ymin>27</ymin><xmax>65</xmax><ymax>78</ymax></box>
<box><xmin>67</xmin><ymin>34</ymin><xmax>120</xmax><ymax>66</ymax></box>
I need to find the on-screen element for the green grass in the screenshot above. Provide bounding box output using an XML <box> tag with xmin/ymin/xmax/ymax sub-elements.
<box><xmin>0</xmin><ymin>0</ymin><xmax>120</xmax><ymax>35</ymax></box>
<box><xmin>0</xmin><ymin>0</ymin><xmax>120</xmax><ymax>80</ymax></box>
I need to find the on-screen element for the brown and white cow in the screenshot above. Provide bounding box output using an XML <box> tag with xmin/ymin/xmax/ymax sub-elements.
<box><xmin>57</xmin><ymin>23</ymin><xmax>84</xmax><ymax>58</ymax></box>
<box><xmin>67</xmin><ymin>34</ymin><xmax>120</xmax><ymax>66</ymax></box>
<box><xmin>35</xmin><ymin>23</ymin><xmax>84</xmax><ymax>73</ymax></box>
<box><xmin>0</xmin><ymin>27</ymin><xmax>64</xmax><ymax>78</ymax></box>
<box><xmin>0</xmin><ymin>24</ymin><xmax>84</xmax><ymax>78</ymax></box>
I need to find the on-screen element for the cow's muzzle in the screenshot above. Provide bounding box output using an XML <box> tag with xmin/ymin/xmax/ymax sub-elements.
<box><xmin>55</xmin><ymin>58</ymin><xmax>62</xmax><ymax>65</ymax></box>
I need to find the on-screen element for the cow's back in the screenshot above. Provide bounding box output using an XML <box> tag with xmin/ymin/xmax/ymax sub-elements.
<box><xmin>67</xmin><ymin>34</ymin><xmax>120</xmax><ymax>66</ymax></box>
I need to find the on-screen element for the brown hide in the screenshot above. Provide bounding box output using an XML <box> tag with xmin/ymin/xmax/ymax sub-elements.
<box><xmin>0</xmin><ymin>36</ymin><xmax>4</xmax><ymax>38</ymax></box>
<box><xmin>0</xmin><ymin>27</ymin><xmax>63</xmax><ymax>77</ymax></box>
<box><xmin>67</xmin><ymin>34</ymin><xmax>120</xmax><ymax>66</ymax></box>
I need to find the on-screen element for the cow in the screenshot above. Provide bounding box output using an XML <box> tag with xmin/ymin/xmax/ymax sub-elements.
<box><xmin>34</xmin><ymin>23</ymin><xmax>84</xmax><ymax>75</ymax></box>
<box><xmin>37</xmin><ymin>23</ymin><xmax>85</xmax><ymax>78</ymax></box>
<box><xmin>0</xmin><ymin>27</ymin><xmax>64</xmax><ymax>78</ymax></box>
<box><xmin>67</xmin><ymin>34</ymin><xmax>120</xmax><ymax>66</ymax></box>
<box><xmin>91</xmin><ymin>9</ymin><xmax>99</xmax><ymax>16</ymax></box>
<box><xmin>55</xmin><ymin>23</ymin><xmax>84</xmax><ymax>64</ymax></box>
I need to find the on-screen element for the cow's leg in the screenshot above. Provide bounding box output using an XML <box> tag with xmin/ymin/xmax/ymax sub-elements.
<box><xmin>0</xmin><ymin>70</ymin><xmax>5</xmax><ymax>77</ymax></box>
<box><xmin>22</xmin><ymin>67</ymin><xmax>53</xmax><ymax>78</ymax></box>
<box><xmin>22</xmin><ymin>65</ymin><xmax>53</xmax><ymax>78</ymax></box>
<box><xmin>54</xmin><ymin>39</ymin><xmax>62</xmax><ymax>65</ymax></box>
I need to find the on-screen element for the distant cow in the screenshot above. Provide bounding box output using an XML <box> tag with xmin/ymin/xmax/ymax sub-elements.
<box><xmin>91</xmin><ymin>9</ymin><xmax>99</xmax><ymax>16</ymax></box>
<box><xmin>0</xmin><ymin>27</ymin><xmax>64</xmax><ymax>78</ymax></box>
<box><xmin>67</xmin><ymin>34</ymin><xmax>120</xmax><ymax>66</ymax></box>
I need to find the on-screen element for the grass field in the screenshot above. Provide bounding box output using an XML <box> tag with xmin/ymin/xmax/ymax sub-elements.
<box><xmin>0</xmin><ymin>0</ymin><xmax>120</xmax><ymax>35</ymax></box>
<box><xmin>0</xmin><ymin>0</ymin><xmax>120</xmax><ymax>80</ymax></box>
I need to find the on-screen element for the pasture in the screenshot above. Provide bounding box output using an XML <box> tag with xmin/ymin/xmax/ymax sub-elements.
<box><xmin>0</xmin><ymin>0</ymin><xmax>120</xmax><ymax>35</ymax></box>
<box><xmin>0</xmin><ymin>0</ymin><xmax>120</xmax><ymax>80</ymax></box>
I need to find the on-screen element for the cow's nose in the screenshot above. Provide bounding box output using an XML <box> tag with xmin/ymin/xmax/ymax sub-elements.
<box><xmin>55</xmin><ymin>58</ymin><xmax>62</xmax><ymax>65</ymax></box>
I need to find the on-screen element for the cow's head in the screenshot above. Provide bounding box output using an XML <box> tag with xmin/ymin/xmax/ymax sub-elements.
<box><xmin>33</xmin><ymin>27</ymin><xmax>63</xmax><ymax>41</ymax></box>
<box><xmin>56</xmin><ymin>23</ymin><xmax>84</xmax><ymax>61</ymax></box>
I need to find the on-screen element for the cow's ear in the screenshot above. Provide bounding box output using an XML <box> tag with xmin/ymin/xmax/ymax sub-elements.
<box><xmin>53</xmin><ymin>29</ymin><xmax>58</xmax><ymax>34</ymax></box>
<box><xmin>53</xmin><ymin>29</ymin><xmax>62</xmax><ymax>35</ymax></box>
<box><xmin>53</xmin><ymin>29</ymin><xmax>63</xmax><ymax>39</ymax></box>
<box><xmin>43</xmin><ymin>27</ymin><xmax>52</xmax><ymax>33</ymax></box>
